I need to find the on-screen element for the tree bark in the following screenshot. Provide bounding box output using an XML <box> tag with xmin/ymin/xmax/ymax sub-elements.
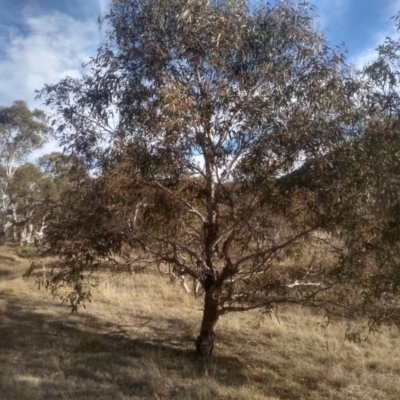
<box><xmin>196</xmin><ymin>283</ymin><xmax>220</xmax><ymax>357</ymax></box>
<box><xmin>11</xmin><ymin>203</ymin><xmax>18</xmax><ymax>242</ymax></box>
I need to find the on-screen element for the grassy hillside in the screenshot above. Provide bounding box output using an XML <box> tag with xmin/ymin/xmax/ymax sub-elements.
<box><xmin>1</xmin><ymin>247</ymin><xmax>400</xmax><ymax>399</ymax></box>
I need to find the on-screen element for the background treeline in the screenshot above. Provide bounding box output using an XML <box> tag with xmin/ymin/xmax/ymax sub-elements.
<box><xmin>0</xmin><ymin>100</ymin><xmax>85</xmax><ymax>245</ymax></box>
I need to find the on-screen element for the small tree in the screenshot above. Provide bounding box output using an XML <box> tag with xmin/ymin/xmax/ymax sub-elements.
<box><xmin>0</xmin><ymin>101</ymin><xmax>52</xmax><ymax>240</ymax></box>
<box><xmin>38</xmin><ymin>0</ymin><xmax>400</xmax><ymax>357</ymax></box>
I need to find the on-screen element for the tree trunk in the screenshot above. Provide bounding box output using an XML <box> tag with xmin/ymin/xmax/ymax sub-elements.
<box><xmin>197</xmin><ymin>142</ymin><xmax>220</xmax><ymax>357</ymax></box>
<box><xmin>11</xmin><ymin>203</ymin><xmax>18</xmax><ymax>242</ymax></box>
<box><xmin>196</xmin><ymin>284</ymin><xmax>220</xmax><ymax>357</ymax></box>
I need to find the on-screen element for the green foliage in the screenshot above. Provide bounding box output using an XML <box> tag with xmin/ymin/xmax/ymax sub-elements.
<box><xmin>14</xmin><ymin>245</ymin><xmax>40</xmax><ymax>259</ymax></box>
<box><xmin>0</xmin><ymin>100</ymin><xmax>52</xmax><ymax>172</ymax></box>
<box><xmin>0</xmin><ymin>243</ymin><xmax>40</xmax><ymax>259</ymax></box>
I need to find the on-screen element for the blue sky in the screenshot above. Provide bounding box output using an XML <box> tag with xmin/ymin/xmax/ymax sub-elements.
<box><xmin>0</xmin><ymin>0</ymin><xmax>399</xmax><ymax>116</ymax></box>
<box><xmin>315</xmin><ymin>0</ymin><xmax>400</xmax><ymax>67</ymax></box>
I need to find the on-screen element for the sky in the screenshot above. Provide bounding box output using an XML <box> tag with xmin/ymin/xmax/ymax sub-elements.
<box><xmin>0</xmin><ymin>0</ymin><xmax>399</xmax><ymax>158</ymax></box>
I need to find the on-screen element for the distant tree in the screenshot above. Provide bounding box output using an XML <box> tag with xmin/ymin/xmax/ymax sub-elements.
<box><xmin>0</xmin><ymin>101</ymin><xmax>52</xmax><ymax>240</ymax></box>
<box><xmin>5</xmin><ymin>163</ymin><xmax>53</xmax><ymax>244</ymax></box>
<box><xmin>38</xmin><ymin>152</ymin><xmax>85</xmax><ymax>196</ymax></box>
<box><xmin>38</xmin><ymin>0</ymin><xmax>400</xmax><ymax>357</ymax></box>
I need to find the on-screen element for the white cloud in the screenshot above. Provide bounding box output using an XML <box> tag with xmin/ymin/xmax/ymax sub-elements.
<box><xmin>0</xmin><ymin>4</ymin><xmax>107</xmax><ymax>161</ymax></box>
<box><xmin>98</xmin><ymin>0</ymin><xmax>111</xmax><ymax>15</ymax></box>
<box><xmin>349</xmin><ymin>18</ymin><xmax>399</xmax><ymax>69</ymax></box>
<box><xmin>313</xmin><ymin>0</ymin><xmax>400</xmax><ymax>69</ymax></box>
<box><xmin>0</xmin><ymin>9</ymin><xmax>103</xmax><ymax>109</ymax></box>
<box><xmin>312</xmin><ymin>0</ymin><xmax>350</xmax><ymax>32</ymax></box>
<box><xmin>386</xmin><ymin>0</ymin><xmax>400</xmax><ymax>16</ymax></box>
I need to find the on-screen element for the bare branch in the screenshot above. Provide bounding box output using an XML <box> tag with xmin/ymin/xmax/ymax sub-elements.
<box><xmin>153</xmin><ymin>181</ymin><xmax>206</xmax><ymax>223</ymax></box>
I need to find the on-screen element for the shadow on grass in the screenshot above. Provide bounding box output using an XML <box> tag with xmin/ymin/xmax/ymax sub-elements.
<box><xmin>0</xmin><ymin>269</ymin><xmax>13</xmax><ymax>278</ymax></box>
<box><xmin>0</xmin><ymin>290</ymin><xmax>254</xmax><ymax>400</ymax></box>
<box><xmin>0</xmin><ymin>254</ymin><xmax>23</xmax><ymax>279</ymax></box>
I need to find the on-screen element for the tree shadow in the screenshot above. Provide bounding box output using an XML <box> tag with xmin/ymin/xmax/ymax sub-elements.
<box><xmin>0</xmin><ymin>290</ymin><xmax>251</xmax><ymax>400</ymax></box>
<box><xmin>0</xmin><ymin>269</ymin><xmax>12</xmax><ymax>278</ymax></box>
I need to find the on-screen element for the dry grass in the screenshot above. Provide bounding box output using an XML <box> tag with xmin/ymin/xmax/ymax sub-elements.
<box><xmin>1</xmin><ymin>247</ymin><xmax>400</xmax><ymax>399</ymax></box>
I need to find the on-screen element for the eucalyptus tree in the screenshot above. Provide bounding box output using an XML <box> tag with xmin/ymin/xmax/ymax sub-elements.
<box><xmin>0</xmin><ymin>101</ymin><xmax>52</xmax><ymax>239</ymax></box>
<box><xmin>38</xmin><ymin>152</ymin><xmax>85</xmax><ymax>196</ymax></box>
<box><xmin>38</xmin><ymin>0</ymin><xmax>399</xmax><ymax>357</ymax></box>
<box><xmin>6</xmin><ymin>162</ymin><xmax>55</xmax><ymax>244</ymax></box>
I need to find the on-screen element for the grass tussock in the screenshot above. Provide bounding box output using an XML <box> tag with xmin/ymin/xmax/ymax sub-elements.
<box><xmin>1</xmin><ymin>248</ymin><xmax>400</xmax><ymax>399</ymax></box>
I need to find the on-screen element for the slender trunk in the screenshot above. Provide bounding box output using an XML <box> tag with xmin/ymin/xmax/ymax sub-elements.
<box><xmin>196</xmin><ymin>282</ymin><xmax>220</xmax><ymax>357</ymax></box>
<box><xmin>11</xmin><ymin>203</ymin><xmax>18</xmax><ymax>242</ymax></box>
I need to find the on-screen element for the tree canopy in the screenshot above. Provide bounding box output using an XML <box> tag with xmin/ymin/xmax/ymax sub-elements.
<box><xmin>38</xmin><ymin>0</ymin><xmax>400</xmax><ymax>357</ymax></box>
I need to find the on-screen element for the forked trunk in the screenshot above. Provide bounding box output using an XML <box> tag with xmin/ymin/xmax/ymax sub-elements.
<box><xmin>196</xmin><ymin>285</ymin><xmax>220</xmax><ymax>357</ymax></box>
